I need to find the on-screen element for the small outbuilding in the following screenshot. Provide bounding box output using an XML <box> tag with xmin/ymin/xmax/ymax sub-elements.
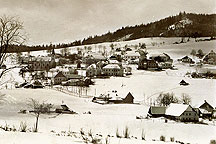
<box><xmin>179</xmin><ymin>80</ymin><xmax>189</xmax><ymax>86</ymax></box>
<box><xmin>148</xmin><ymin>106</ymin><xmax>166</xmax><ymax>117</ymax></box>
<box><xmin>123</xmin><ymin>92</ymin><xmax>134</xmax><ymax>103</ymax></box>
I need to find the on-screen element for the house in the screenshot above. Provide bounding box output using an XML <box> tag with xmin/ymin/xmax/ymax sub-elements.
<box><xmin>179</xmin><ymin>56</ymin><xmax>195</xmax><ymax>64</ymax></box>
<box><xmin>149</xmin><ymin>53</ymin><xmax>172</xmax><ymax>62</ymax></box>
<box><xmin>195</xmin><ymin>100</ymin><xmax>214</xmax><ymax>118</ymax></box>
<box><xmin>86</xmin><ymin>64</ymin><xmax>102</xmax><ymax>77</ymax></box>
<box><xmin>123</xmin><ymin>92</ymin><xmax>134</xmax><ymax>103</ymax></box>
<box><xmin>53</xmin><ymin>71</ymin><xmax>67</xmax><ymax>85</ymax></box>
<box><xmin>83</xmin><ymin>52</ymin><xmax>106</xmax><ymax>65</ymax></box>
<box><xmin>28</xmin><ymin>55</ymin><xmax>56</xmax><ymax>71</ymax></box>
<box><xmin>203</xmin><ymin>50</ymin><xmax>216</xmax><ymax>65</ymax></box>
<box><xmin>102</xmin><ymin>64</ymin><xmax>123</xmax><ymax>76</ymax></box>
<box><xmin>148</xmin><ymin>106</ymin><xmax>166</xmax><ymax>117</ymax></box>
<box><xmin>125</xmin><ymin>51</ymin><xmax>140</xmax><ymax>60</ymax></box>
<box><xmin>179</xmin><ymin>80</ymin><xmax>189</xmax><ymax>86</ymax></box>
<box><xmin>158</xmin><ymin>62</ymin><xmax>173</xmax><ymax>69</ymax></box>
<box><xmin>165</xmin><ymin>103</ymin><xmax>199</xmax><ymax>122</ymax></box>
<box><xmin>147</xmin><ymin>59</ymin><xmax>159</xmax><ymax>70</ymax></box>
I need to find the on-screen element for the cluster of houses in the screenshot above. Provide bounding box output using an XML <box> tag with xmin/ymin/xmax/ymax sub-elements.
<box><xmin>178</xmin><ymin>50</ymin><xmax>216</xmax><ymax>65</ymax></box>
<box><xmin>148</xmin><ymin>100</ymin><xmax>216</xmax><ymax>122</ymax></box>
<box><xmin>138</xmin><ymin>50</ymin><xmax>173</xmax><ymax>70</ymax></box>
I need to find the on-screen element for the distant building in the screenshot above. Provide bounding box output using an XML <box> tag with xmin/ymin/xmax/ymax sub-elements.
<box><xmin>203</xmin><ymin>50</ymin><xmax>216</xmax><ymax>65</ymax></box>
<box><xmin>53</xmin><ymin>71</ymin><xmax>67</xmax><ymax>85</ymax></box>
<box><xmin>165</xmin><ymin>103</ymin><xmax>199</xmax><ymax>122</ymax></box>
<box><xmin>125</xmin><ymin>51</ymin><xmax>140</xmax><ymax>60</ymax></box>
<box><xmin>179</xmin><ymin>56</ymin><xmax>195</xmax><ymax>64</ymax></box>
<box><xmin>148</xmin><ymin>106</ymin><xmax>166</xmax><ymax>117</ymax></box>
<box><xmin>102</xmin><ymin>64</ymin><xmax>123</xmax><ymax>76</ymax></box>
<box><xmin>28</xmin><ymin>55</ymin><xmax>56</xmax><ymax>71</ymax></box>
<box><xmin>195</xmin><ymin>100</ymin><xmax>214</xmax><ymax>118</ymax></box>
<box><xmin>123</xmin><ymin>92</ymin><xmax>134</xmax><ymax>103</ymax></box>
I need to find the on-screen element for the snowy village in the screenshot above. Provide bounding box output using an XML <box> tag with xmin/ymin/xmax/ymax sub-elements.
<box><xmin>0</xmin><ymin>1</ymin><xmax>216</xmax><ymax>144</ymax></box>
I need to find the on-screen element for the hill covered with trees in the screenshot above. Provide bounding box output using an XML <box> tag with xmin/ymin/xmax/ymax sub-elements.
<box><xmin>7</xmin><ymin>12</ymin><xmax>216</xmax><ymax>52</ymax></box>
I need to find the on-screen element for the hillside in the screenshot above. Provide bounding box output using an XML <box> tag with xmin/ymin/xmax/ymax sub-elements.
<box><xmin>81</xmin><ymin>12</ymin><xmax>216</xmax><ymax>45</ymax></box>
<box><xmin>7</xmin><ymin>12</ymin><xmax>216</xmax><ymax>53</ymax></box>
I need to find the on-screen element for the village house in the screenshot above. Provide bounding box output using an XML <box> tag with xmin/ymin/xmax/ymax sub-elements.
<box><xmin>149</xmin><ymin>53</ymin><xmax>172</xmax><ymax>62</ymax></box>
<box><xmin>203</xmin><ymin>50</ymin><xmax>216</xmax><ymax>65</ymax></box>
<box><xmin>179</xmin><ymin>56</ymin><xmax>195</xmax><ymax>64</ymax></box>
<box><xmin>28</xmin><ymin>56</ymin><xmax>56</xmax><ymax>71</ymax></box>
<box><xmin>83</xmin><ymin>52</ymin><xmax>107</xmax><ymax>66</ymax></box>
<box><xmin>86</xmin><ymin>64</ymin><xmax>103</xmax><ymax>77</ymax></box>
<box><xmin>102</xmin><ymin>64</ymin><xmax>123</xmax><ymax>76</ymax></box>
<box><xmin>92</xmin><ymin>91</ymin><xmax>134</xmax><ymax>104</ymax></box>
<box><xmin>53</xmin><ymin>71</ymin><xmax>67</xmax><ymax>85</ymax></box>
<box><xmin>125</xmin><ymin>51</ymin><xmax>140</xmax><ymax>60</ymax></box>
<box><xmin>165</xmin><ymin>103</ymin><xmax>199</xmax><ymax>122</ymax></box>
<box><xmin>194</xmin><ymin>100</ymin><xmax>214</xmax><ymax>118</ymax></box>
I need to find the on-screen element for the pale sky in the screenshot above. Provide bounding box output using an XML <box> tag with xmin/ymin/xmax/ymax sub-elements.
<box><xmin>0</xmin><ymin>0</ymin><xmax>215</xmax><ymax>45</ymax></box>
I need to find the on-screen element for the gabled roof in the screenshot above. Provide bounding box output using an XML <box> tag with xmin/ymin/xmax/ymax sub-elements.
<box><xmin>165</xmin><ymin>103</ymin><xmax>190</xmax><ymax>117</ymax></box>
<box><xmin>54</xmin><ymin>71</ymin><xmax>67</xmax><ymax>78</ymax></box>
<box><xmin>149</xmin><ymin>106</ymin><xmax>166</xmax><ymax>115</ymax></box>
<box><xmin>103</xmin><ymin>64</ymin><xmax>121</xmax><ymax>69</ymax></box>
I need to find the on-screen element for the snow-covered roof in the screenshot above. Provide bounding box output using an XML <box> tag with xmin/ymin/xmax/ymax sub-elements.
<box><xmin>125</xmin><ymin>51</ymin><xmax>140</xmax><ymax>57</ymax></box>
<box><xmin>165</xmin><ymin>103</ymin><xmax>189</xmax><ymax>117</ymax></box>
<box><xmin>109</xmin><ymin>60</ymin><xmax>119</xmax><ymax>64</ymax></box>
<box><xmin>103</xmin><ymin>64</ymin><xmax>121</xmax><ymax>69</ymax></box>
<box><xmin>87</xmin><ymin>64</ymin><xmax>97</xmax><ymax>70</ymax></box>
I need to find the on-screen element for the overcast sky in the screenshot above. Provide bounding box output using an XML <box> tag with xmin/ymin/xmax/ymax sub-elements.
<box><xmin>0</xmin><ymin>0</ymin><xmax>215</xmax><ymax>45</ymax></box>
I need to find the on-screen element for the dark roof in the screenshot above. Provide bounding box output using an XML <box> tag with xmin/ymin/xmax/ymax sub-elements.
<box><xmin>149</xmin><ymin>106</ymin><xmax>166</xmax><ymax>115</ymax></box>
<box><xmin>182</xmin><ymin>56</ymin><xmax>190</xmax><ymax>59</ymax></box>
<box><xmin>180</xmin><ymin>80</ymin><xmax>187</xmax><ymax>84</ymax></box>
<box><xmin>54</xmin><ymin>71</ymin><xmax>67</xmax><ymax>78</ymax></box>
<box><xmin>126</xmin><ymin>92</ymin><xmax>134</xmax><ymax>98</ymax></box>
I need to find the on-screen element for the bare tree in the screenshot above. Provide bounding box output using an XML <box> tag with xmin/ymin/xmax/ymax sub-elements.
<box><xmin>156</xmin><ymin>92</ymin><xmax>179</xmax><ymax>106</ymax></box>
<box><xmin>0</xmin><ymin>15</ymin><xmax>27</xmax><ymax>78</ymax></box>
<box><xmin>181</xmin><ymin>93</ymin><xmax>191</xmax><ymax>104</ymax></box>
<box><xmin>28</xmin><ymin>98</ymin><xmax>53</xmax><ymax>132</ymax></box>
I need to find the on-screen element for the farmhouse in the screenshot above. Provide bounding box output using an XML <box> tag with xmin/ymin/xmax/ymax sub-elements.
<box><xmin>125</xmin><ymin>51</ymin><xmax>140</xmax><ymax>60</ymax></box>
<box><xmin>203</xmin><ymin>50</ymin><xmax>216</xmax><ymax>65</ymax></box>
<box><xmin>102</xmin><ymin>64</ymin><xmax>123</xmax><ymax>76</ymax></box>
<box><xmin>179</xmin><ymin>56</ymin><xmax>195</xmax><ymax>64</ymax></box>
<box><xmin>195</xmin><ymin>100</ymin><xmax>214</xmax><ymax>118</ymax></box>
<box><xmin>53</xmin><ymin>71</ymin><xmax>67</xmax><ymax>85</ymax></box>
<box><xmin>165</xmin><ymin>103</ymin><xmax>199</xmax><ymax>122</ymax></box>
<box><xmin>28</xmin><ymin>55</ymin><xmax>56</xmax><ymax>71</ymax></box>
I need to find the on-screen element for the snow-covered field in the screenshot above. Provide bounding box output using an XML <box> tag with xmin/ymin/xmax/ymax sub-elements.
<box><xmin>0</xmin><ymin>38</ymin><xmax>216</xmax><ymax>144</ymax></box>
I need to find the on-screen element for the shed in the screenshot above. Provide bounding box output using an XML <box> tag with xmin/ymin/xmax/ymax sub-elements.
<box><xmin>148</xmin><ymin>106</ymin><xmax>166</xmax><ymax>117</ymax></box>
<box><xmin>123</xmin><ymin>92</ymin><xmax>134</xmax><ymax>103</ymax></box>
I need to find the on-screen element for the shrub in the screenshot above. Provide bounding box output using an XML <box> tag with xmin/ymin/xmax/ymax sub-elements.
<box><xmin>123</xmin><ymin>126</ymin><xmax>130</xmax><ymax>138</ymax></box>
<box><xmin>160</xmin><ymin>135</ymin><xmax>165</xmax><ymax>141</ymax></box>
<box><xmin>19</xmin><ymin>121</ymin><xmax>27</xmax><ymax>132</ymax></box>
<box><xmin>116</xmin><ymin>128</ymin><xmax>121</xmax><ymax>138</ymax></box>
<box><xmin>170</xmin><ymin>137</ymin><xmax>175</xmax><ymax>142</ymax></box>
<box><xmin>4</xmin><ymin>122</ymin><xmax>9</xmax><ymax>131</ymax></box>
<box><xmin>210</xmin><ymin>140</ymin><xmax>216</xmax><ymax>144</ymax></box>
<box><xmin>141</xmin><ymin>129</ymin><xmax>145</xmax><ymax>140</ymax></box>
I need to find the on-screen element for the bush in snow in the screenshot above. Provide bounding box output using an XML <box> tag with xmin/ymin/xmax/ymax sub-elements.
<box><xmin>19</xmin><ymin>121</ymin><xmax>27</xmax><ymax>132</ymax></box>
<box><xmin>141</xmin><ymin>129</ymin><xmax>145</xmax><ymax>140</ymax></box>
<box><xmin>160</xmin><ymin>135</ymin><xmax>166</xmax><ymax>142</ymax></box>
<box><xmin>123</xmin><ymin>126</ymin><xmax>130</xmax><ymax>138</ymax></box>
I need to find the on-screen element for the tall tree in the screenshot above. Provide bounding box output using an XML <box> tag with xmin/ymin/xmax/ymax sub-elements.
<box><xmin>0</xmin><ymin>15</ymin><xmax>26</xmax><ymax>78</ymax></box>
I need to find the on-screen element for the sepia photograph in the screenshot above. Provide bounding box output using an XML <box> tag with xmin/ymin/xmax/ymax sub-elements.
<box><xmin>0</xmin><ymin>0</ymin><xmax>216</xmax><ymax>143</ymax></box>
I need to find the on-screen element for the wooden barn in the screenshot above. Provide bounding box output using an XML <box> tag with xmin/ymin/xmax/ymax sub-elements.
<box><xmin>148</xmin><ymin>106</ymin><xmax>166</xmax><ymax>117</ymax></box>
